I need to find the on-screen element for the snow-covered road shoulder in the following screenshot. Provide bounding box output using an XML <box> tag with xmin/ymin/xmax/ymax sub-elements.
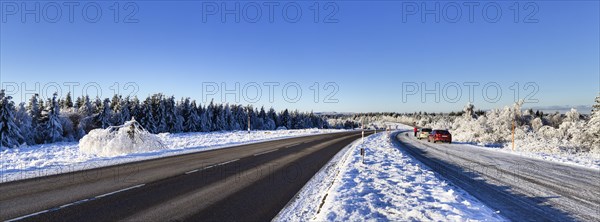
<box><xmin>276</xmin><ymin>132</ymin><xmax>505</xmax><ymax>221</ymax></box>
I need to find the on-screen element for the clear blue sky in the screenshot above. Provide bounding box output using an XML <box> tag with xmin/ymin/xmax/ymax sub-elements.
<box><xmin>1</xmin><ymin>1</ymin><xmax>598</xmax><ymax>113</ymax></box>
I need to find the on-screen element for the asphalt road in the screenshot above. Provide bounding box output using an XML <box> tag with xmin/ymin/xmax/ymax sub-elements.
<box><xmin>0</xmin><ymin>131</ymin><xmax>370</xmax><ymax>222</ymax></box>
<box><xmin>394</xmin><ymin>132</ymin><xmax>600</xmax><ymax>222</ymax></box>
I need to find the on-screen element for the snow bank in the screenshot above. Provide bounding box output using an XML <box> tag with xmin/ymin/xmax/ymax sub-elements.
<box><xmin>79</xmin><ymin>119</ymin><xmax>165</xmax><ymax>157</ymax></box>
<box><xmin>276</xmin><ymin>131</ymin><xmax>504</xmax><ymax>221</ymax></box>
<box><xmin>274</xmin><ymin>133</ymin><xmax>360</xmax><ymax>221</ymax></box>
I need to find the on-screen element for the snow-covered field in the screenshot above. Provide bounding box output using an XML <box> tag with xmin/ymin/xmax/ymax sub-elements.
<box><xmin>0</xmin><ymin>129</ymin><xmax>345</xmax><ymax>183</ymax></box>
<box><xmin>276</xmin><ymin>131</ymin><xmax>505</xmax><ymax>221</ymax></box>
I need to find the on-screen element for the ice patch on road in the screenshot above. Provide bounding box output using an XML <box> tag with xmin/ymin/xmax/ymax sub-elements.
<box><xmin>276</xmin><ymin>131</ymin><xmax>505</xmax><ymax>221</ymax></box>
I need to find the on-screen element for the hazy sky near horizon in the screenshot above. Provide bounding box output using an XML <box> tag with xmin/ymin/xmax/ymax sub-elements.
<box><xmin>1</xmin><ymin>1</ymin><xmax>598</xmax><ymax>113</ymax></box>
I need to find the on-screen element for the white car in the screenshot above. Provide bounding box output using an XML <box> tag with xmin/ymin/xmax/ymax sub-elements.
<box><xmin>417</xmin><ymin>128</ymin><xmax>432</xmax><ymax>140</ymax></box>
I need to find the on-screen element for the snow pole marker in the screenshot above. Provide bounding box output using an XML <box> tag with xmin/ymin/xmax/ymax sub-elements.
<box><xmin>360</xmin><ymin>147</ymin><xmax>365</xmax><ymax>164</ymax></box>
<box><xmin>512</xmin><ymin>107</ymin><xmax>516</xmax><ymax>152</ymax></box>
<box><xmin>247</xmin><ymin>106</ymin><xmax>251</xmax><ymax>141</ymax></box>
<box><xmin>361</xmin><ymin>118</ymin><xmax>365</xmax><ymax>143</ymax></box>
<box><xmin>247</xmin><ymin>107</ymin><xmax>251</xmax><ymax>134</ymax></box>
<box><xmin>386</xmin><ymin>125</ymin><xmax>390</xmax><ymax>136</ymax></box>
<box><xmin>512</xmin><ymin>120</ymin><xmax>515</xmax><ymax>152</ymax></box>
<box><xmin>362</xmin><ymin>131</ymin><xmax>365</xmax><ymax>143</ymax></box>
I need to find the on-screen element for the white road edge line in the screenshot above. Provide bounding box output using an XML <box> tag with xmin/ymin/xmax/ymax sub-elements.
<box><xmin>188</xmin><ymin>159</ymin><xmax>240</xmax><ymax>174</ymax></box>
<box><xmin>253</xmin><ymin>149</ymin><xmax>278</xmax><ymax>156</ymax></box>
<box><xmin>95</xmin><ymin>184</ymin><xmax>146</xmax><ymax>199</ymax></box>
<box><xmin>5</xmin><ymin>210</ymin><xmax>50</xmax><ymax>222</ymax></box>
<box><xmin>185</xmin><ymin>169</ymin><xmax>199</xmax><ymax>175</ymax></box>
<box><xmin>217</xmin><ymin>159</ymin><xmax>239</xmax><ymax>166</ymax></box>
<box><xmin>6</xmin><ymin>184</ymin><xmax>145</xmax><ymax>222</ymax></box>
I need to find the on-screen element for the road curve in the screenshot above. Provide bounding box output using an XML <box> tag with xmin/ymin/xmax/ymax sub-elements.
<box><xmin>394</xmin><ymin>132</ymin><xmax>600</xmax><ymax>222</ymax></box>
<box><xmin>0</xmin><ymin>131</ymin><xmax>370</xmax><ymax>221</ymax></box>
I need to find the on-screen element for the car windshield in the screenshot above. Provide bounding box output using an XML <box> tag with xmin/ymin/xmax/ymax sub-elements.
<box><xmin>422</xmin><ymin>129</ymin><xmax>432</xmax><ymax>132</ymax></box>
<box><xmin>436</xmin><ymin>130</ymin><xmax>450</xmax><ymax>135</ymax></box>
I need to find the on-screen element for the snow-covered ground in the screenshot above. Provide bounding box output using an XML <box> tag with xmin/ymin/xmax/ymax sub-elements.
<box><xmin>0</xmin><ymin>129</ymin><xmax>345</xmax><ymax>183</ymax></box>
<box><xmin>461</xmin><ymin>143</ymin><xmax>600</xmax><ymax>170</ymax></box>
<box><xmin>276</xmin><ymin>131</ymin><xmax>505</xmax><ymax>221</ymax></box>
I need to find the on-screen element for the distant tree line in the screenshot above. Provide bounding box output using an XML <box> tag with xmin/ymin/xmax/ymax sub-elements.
<box><xmin>0</xmin><ymin>90</ymin><xmax>329</xmax><ymax>148</ymax></box>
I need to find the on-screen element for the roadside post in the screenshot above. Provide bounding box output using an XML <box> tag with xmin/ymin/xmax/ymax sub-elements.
<box><xmin>360</xmin><ymin>147</ymin><xmax>365</xmax><ymax>164</ymax></box>
<box><xmin>362</xmin><ymin>118</ymin><xmax>365</xmax><ymax>143</ymax></box>
<box><xmin>512</xmin><ymin>107</ymin><xmax>516</xmax><ymax>152</ymax></box>
<box><xmin>247</xmin><ymin>106</ymin><xmax>251</xmax><ymax>141</ymax></box>
<box><xmin>512</xmin><ymin>120</ymin><xmax>515</xmax><ymax>152</ymax></box>
<box><xmin>248</xmin><ymin>110</ymin><xmax>251</xmax><ymax>134</ymax></box>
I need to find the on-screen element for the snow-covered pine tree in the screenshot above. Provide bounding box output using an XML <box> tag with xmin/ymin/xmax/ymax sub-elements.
<box><xmin>27</xmin><ymin>94</ymin><xmax>42</xmax><ymax>131</ymax></box>
<box><xmin>228</xmin><ymin>104</ymin><xmax>240</xmax><ymax>130</ymax></box>
<box><xmin>111</xmin><ymin>95</ymin><xmax>125</xmax><ymax>125</ymax></box>
<box><xmin>214</xmin><ymin>104</ymin><xmax>226</xmax><ymax>131</ymax></box>
<box><xmin>59</xmin><ymin>112</ymin><xmax>76</xmax><ymax>142</ymax></box>
<box><xmin>205</xmin><ymin>100</ymin><xmax>216</xmax><ymax>131</ymax></box>
<box><xmin>167</xmin><ymin>96</ymin><xmax>183</xmax><ymax>133</ymax></box>
<box><xmin>164</xmin><ymin>96</ymin><xmax>175</xmax><ymax>132</ymax></box>
<box><xmin>185</xmin><ymin>100</ymin><xmax>201</xmax><ymax>132</ymax></box>
<box><xmin>258</xmin><ymin>106</ymin><xmax>267</xmax><ymax>130</ymax></box>
<box><xmin>93</xmin><ymin>97</ymin><xmax>102</xmax><ymax>114</ymax></box>
<box><xmin>79</xmin><ymin>95</ymin><xmax>93</xmax><ymax>117</ymax></box>
<box><xmin>249</xmin><ymin>107</ymin><xmax>261</xmax><ymax>130</ymax></box>
<box><xmin>224</xmin><ymin>104</ymin><xmax>234</xmax><ymax>131</ymax></box>
<box><xmin>129</xmin><ymin>96</ymin><xmax>140</xmax><ymax>119</ymax></box>
<box><xmin>236</xmin><ymin>105</ymin><xmax>247</xmax><ymax>131</ymax></box>
<box><xmin>37</xmin><ymin>93</ymin><xmax>63</xmax><ymax>143</ymax></box>
<box><xmin>96</xmin><ymin>98</ymin><xmax>113</xmax><ymax>129</ymax></box>
<box><xmin>75</xmin><ymin>96</ymin><xmax>83</xmax><ymax>110</ymax></box>
<box><xmin>76</xmin><ymin>96</ymin><xmax>95</xmax><ymax>138</ymax></box>
<box><xmin>180</xmin><ymin>98</ymin><xmax>192</xmax><ymax>132</ymax></box>
<box><xmin>291</xmin><ymin>110</ymin><xmax>302</xmax><ymax>129</ymax></box>
<box><xmin>64</xmin><ymin>92</ymin><xmax>74</xmax><ymax>110</ymax></box>
<box><xmin>199</xmin><ymin>104</ymin><xmax>211</xmax><ymax>132</ymax></box>
<box><xmin>0</xmin><ymin>90</ymin><xmax>25</xmax><ymax>148</ymax></box>
<box><xmin>119</xmin><ymin>97</ymin><xmax>131</xmax><ymax>125</ymax></box>
<box><xmin>280</xmin><ymin>109</ymin><xmax>291</xmax><ymax>129</ymax></box>
<box><xmin>152</xmin><ymin>94</ymin><xmax>167</xmax><ymax>133</ymax></box>
<box><xmin>309</xmin><ymin>111</ymin><xmax>322</xmax><ymax>129</ymax></box>
<box><xmin>15</xmin><ymin>102</ymin><xmax>34</xmax><ymax>145</ymax></box>
<box><xmin>140</xmin><ymin>99</ymin><xmax>157</xmax><ymax>133</ymax></box>
<box><xmin>110</xmin><ymin>94</ymin><xmax>121</xmax><ymax>111</ymax></box>
<box><xmin>266</xmin><ymin>107</ymin><xmax>277</xmax><ymax>130</ymax></box>
<box><xmin>586</xmin><ymin>93</ymin><xmax>600</xmax><ymax>152</ymax></box>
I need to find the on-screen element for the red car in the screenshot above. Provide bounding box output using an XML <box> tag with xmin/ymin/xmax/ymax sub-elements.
<box><xmin>428</xmin><ymin>130</ymin><xmax>452</xmax><ymax>143</ymax></box>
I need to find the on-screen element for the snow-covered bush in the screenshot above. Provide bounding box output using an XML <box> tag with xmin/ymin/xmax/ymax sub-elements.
<box><xmin>79</xmin><ymin>118</ymin><xmax>165</xmax><ymax>157</ymax></box>
<box><xmin>586</xmin><ymin>94</ymin><xmax>600</xmax><ymax>154</ymax></box>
